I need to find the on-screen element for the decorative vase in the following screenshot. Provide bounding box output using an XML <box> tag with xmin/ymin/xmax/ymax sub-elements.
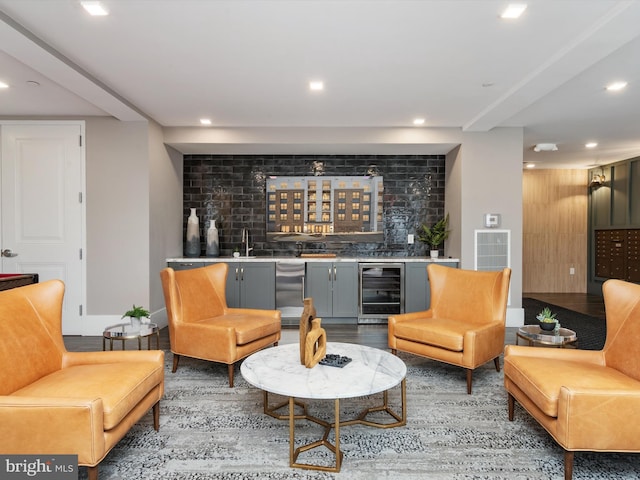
<box><xmin>185</xmin><ymin>208</ymin><xmax>200</xmax><ymax>257</ymax></box>
<box><xmin>205</xmin><ymin>219</ymin><xmax>220</xmax><ymax>257</ymax></box>
<box><xmin>304</xmin><ymin>318</ymin><xmax>327</xmax><ymax>369</ymax></box>
<box><xmin>430</xmin><ymin>249</ymin><xmax>440</xmax><ymax>259</ymax></box>
<box><xmin>299</xmin><ymin>298</ymin><xmax>316</xmax><ymax>364</ymax></box>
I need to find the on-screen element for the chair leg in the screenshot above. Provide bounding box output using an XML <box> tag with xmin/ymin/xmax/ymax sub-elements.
<box><xmin>87</xmin><ymin>465</ymin><xmax>98</xmax><ymax>480</ymax></box>
<box><xmin>493</xmin><ymin>356</ymin><xmax>501</xmax><ymax>372</ymax></box>
<box><xmin>172</xmin><ymin>354</ymin><xmax>180</xmax><ymax>373</ymax></box>
<box><xmin>564</xmin><ymin>450</ymin><xmax>574</xmax><ymax>480</ymax></box>
<box><xmin>507</xmin><ymin>393</ymin><xmax>515</xmax><ymax>421</ymax></box>
<box><xmin>228</xmin><ymin>363</ymin><xmax>235</xmax><ymax>387</ymax></box>
<box><xmin>466</xmin><ymin>369</ymin><xmax>473</xmax><ymax>394</ymax></box>
<box><xmin>274</xmin><ymin>341</ymin><xmax>279</xmax><ymax>346</ymax></box>
<box><xmin>153</xmin><ymin>401</ymin><xmax>160</xmax><ymax>431</ymax></box>
<box><xmin>391</xmin><ymin>349</ymin><xmax>397</xmax><ymax>355</ymax></box>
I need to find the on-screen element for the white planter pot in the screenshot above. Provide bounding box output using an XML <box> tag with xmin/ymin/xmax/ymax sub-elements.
<box><xmin>430</xmin><ymin>249</ymin><xmax>440</xmax><ymax>259</ymax></box>
<box><xmin>129</xmin><ymin>317</ymin><xmax>141</xmax><ymax>330</ymax></box>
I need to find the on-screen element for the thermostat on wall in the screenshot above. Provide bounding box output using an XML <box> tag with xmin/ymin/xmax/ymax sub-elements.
<box><xmin>484</xmin><ymin>213</ymin><xmax>501</xmax><ymax>228</ymax></box>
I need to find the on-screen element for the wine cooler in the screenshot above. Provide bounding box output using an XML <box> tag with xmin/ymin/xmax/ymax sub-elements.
<box><xmin>358</xmin><ymin>263</ymin><xmax>404</xmax><ymax>324</ymax></box>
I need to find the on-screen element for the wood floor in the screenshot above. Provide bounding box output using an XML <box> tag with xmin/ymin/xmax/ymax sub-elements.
<box><xmin>523</xmin><ymin>292</ymin><xmax>606</xmax><ymax>320</ymax></box>
<box><xmin>63</xmin><ymin>293</ymin><xmax>605</xmax><ymax>353</ymax></box>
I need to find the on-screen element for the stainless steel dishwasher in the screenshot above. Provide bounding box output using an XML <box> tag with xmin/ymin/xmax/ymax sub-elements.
<box><xmin>275</xmin><ymin>261</ymin><xmax>305</xmax><ymax>323</ymax></box>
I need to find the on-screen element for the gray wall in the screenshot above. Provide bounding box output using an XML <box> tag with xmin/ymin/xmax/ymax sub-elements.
<box><xmin>85</xmin><ymin>117</ymin><xmax>150</xmax><ymax>314</ymax></box>
<box><xmin>149</xmin><ymin>120</ymin><xmax>183</xmax><ymax>314</ymax></box>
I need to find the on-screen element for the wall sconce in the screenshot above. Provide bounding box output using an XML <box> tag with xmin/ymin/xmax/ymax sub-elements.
<box><xmin>589</xmin><ymin>170</ymin><xmax>606</xmax><ymax>188</ymax></box>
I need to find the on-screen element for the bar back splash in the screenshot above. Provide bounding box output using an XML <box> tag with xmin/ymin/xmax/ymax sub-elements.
<box><xmin>183</xmin><ymin>154</ymin><xmax>445</xmax><ymax>257</ymax></box>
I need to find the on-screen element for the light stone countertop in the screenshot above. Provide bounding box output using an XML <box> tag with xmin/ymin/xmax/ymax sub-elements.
<box><xmin>167</xmin><ymin>256</ymin><xmax>459</xmax><ymax>263</ymax></box>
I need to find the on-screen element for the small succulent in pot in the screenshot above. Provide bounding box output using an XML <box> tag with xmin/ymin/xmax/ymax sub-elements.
<box><xmin>536</xmin><ymin>307</ymin><xmax>558</xmax><ymax>331</ymax></box>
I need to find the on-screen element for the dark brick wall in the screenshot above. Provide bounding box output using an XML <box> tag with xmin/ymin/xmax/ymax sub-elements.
<box><xmin>183</xmin><ymin>154</ymin><xmax>446</xmax><ymax>257</ymax></box>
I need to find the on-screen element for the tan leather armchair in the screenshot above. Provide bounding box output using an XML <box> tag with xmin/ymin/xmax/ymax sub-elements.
<box><xmin>0</xmin><ymin>280</ymin><xmax>164</xmax><ymax>480</ymax></box>
<box><xmin>504</xmin><ymin>278</ymin><xmax>640</xmax><ymax>480</ymax></box>
<box><xmin>389</xmin><ymin>264</ymin><xmax>511</xmax><ymax>394</ymax></box>
<box><xmin>160</xmin><ymin>263</ymin><xmax>281</xmax><ymax>387</ymax></box>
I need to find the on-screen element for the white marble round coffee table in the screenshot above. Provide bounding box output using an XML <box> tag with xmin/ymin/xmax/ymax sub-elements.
<box><xmin>241</xmin><ymin>342</ymin><xmax>407</xmax><ymax>472</ymax></box>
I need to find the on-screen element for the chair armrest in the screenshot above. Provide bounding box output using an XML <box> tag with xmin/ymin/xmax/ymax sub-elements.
<box><xmin>504</xmin><ymin>345</ymin><xmax>605</xmax><ymax>365</ymax></box>
<box><xmin>62</xmin><ymin>350</ymin><xmax>164</xmax><ymax>368</ymax></box>
<box><xmin>389</xmin><ymin>309</ymin><xmax>433</xmax><ymax>324</ymax></box>
<box><xmin>225</xmin><ymin>307</ymin><xmax>281</xmax><ymax>320</ymax></box>
<box><xmin>557</xmin><ymin>386</ymin><xmax>640</xmax><ymax>450</ymax></box>
<box><xmin>462</xmin><ymin>322</ymin><xmax>505</xmax><ymax>367</ymax></box>
<box><xmin>0</xmin><ymin>396</ymin><xmax>105</xmax><ymax>458</ymax></box>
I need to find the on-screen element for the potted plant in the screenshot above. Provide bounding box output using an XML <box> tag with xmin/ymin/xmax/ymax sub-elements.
<box><xmin>122</xmin><ymin>304</ymin><xmax>150</xmax><ymax>329</ymax></box>
<box><xmin>536</xmin><ymin>307</ymin><xmax>558</xmax><ymax>331</ymax></box>
<box><xmin>418</xmin><ymin>214</ymin><xmax>451</xmax><ymax>259</ymax></box>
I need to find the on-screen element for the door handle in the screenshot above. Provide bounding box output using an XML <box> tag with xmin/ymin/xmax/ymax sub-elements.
<box><xmin>1</xmin><ymin>249</ymin><xmax>18</xmax><ymax>258</ymax></box>
<box><xmin>333</xmin><ymin>266</ymin><xmax>337</xmax><ymax>281</ymax></box>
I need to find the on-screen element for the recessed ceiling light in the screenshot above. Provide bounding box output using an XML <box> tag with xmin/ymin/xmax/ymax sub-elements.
<box><xmin>501</xmin><ymin>4</ymin><xmax>527</xmax><ymax>19</ymax></box>
<box><xmin>525</xmin><ymin>163</ymin><xmax>536</xmax><ymax>169</ymax></box>
<box><xmin>585</xmin><ymin>142</ymin><xmax>598</xmax><ymax>149</ymax></box>
<box><xmin>413</xmin><ymin>118</ymin><xmax>425</xmax><ymax>126</ymax></box>
<box><xmin>533</xmin><ymin>143</ymin><xmax>558</xmax><ymax>152</ymax></box>
<box><xmin>606</xmin><ymin>81</ymin><xmax>627</xmax><ymax>91</ymax></box>
<box><xmin>0</xmin><ymin>81</ymin><xmax>9</xmax><ymax>89</ymax></box>
<box><xmin>309</xmin><ymin>81</ymin><xmax>324</xmax><ymax>91</ymax></box>
<box><xmin>200</xmin><ymin>119</ymin><xmax>212</xmax><ymax>125</ymax></box>
<box><xmin>81</xmin><ymin>1</ymin><xmax>109</xmax><ymax>16</ymax></box>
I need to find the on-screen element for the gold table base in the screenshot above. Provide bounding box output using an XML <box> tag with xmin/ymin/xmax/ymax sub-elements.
<box><xmin>262</xmin><ymin>378</ymin><xmax>406</xmax><ymax>472</ymax></box>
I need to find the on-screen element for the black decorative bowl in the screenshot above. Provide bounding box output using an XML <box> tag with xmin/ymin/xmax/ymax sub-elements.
<box><xmin>539</xmin><ymin>321</ymin><xmax>556</xmax><ymax>331</ymax></box>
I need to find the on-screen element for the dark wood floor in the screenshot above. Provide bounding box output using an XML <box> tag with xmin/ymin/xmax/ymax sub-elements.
<box><xmin>64</xmin><ymin>293</ymin><xmax>605</xmax><ymax>352</ymax></box>
<box><xmin>523</xmin><ymin>292</ymin><xmax>605</xmax><ymax>320</ymax></box>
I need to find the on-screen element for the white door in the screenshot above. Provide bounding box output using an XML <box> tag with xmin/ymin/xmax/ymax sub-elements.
<box><xmin>1</xmin><ymin>123</ymin><xmax>85</xmax><ymax>334</ymax></box>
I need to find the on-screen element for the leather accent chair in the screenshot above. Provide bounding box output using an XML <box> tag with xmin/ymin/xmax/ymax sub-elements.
<box><xmin>0</xmin><ymin>280</ymin><xmax>165</xmax><ymax>480</ymax></box>
<box><xmin>504</xmin><ymin>278</ymin><xmax>640</xmax><ymax>480</ymax></box>
<box><xmin>160</xmin><ymin>263</ymin><xmax>281</xmax><ymax>387</ymax></box>
<box><xmin>388</xmin><ymin>264</ymin><xmax>511</xmax><ymax>394</ymax></box>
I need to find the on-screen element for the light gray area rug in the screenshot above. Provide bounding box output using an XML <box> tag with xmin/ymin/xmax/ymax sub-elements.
<box><xmin>85</xmin><ymin>350</ymin><xmax>638</xmax><ymax>480</ymax></box>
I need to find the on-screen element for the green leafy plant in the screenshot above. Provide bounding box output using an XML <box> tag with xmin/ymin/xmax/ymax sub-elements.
<box><xmin>536</xmin><ymin>307</ymin><xmax>557</xmax><ymax>323</ymax></box>
<box><xmin>418</xmin><ymin>214</ymin><xmax>451</xmax><ymax>249</ymax></box>
<box><xmin>122</xmin><ymin>304</ymin><xmax>150</xmax><ymax>320</ymax></box>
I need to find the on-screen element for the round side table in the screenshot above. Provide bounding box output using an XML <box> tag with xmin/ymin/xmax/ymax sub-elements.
<box><xmin>102</xmin><ymin>322</ymin><xmax>160</xmax><ymax>350</ymax></box>
<box><xmin>516</xmin><ymin>325</ymin><xmax>577</xmax><ymax>348</ymax></box>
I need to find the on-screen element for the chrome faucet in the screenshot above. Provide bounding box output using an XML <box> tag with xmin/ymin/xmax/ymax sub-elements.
<box><xmin>241</xmin><ymin>228</ymin><xmax>253</xmax><ymax>257</ymax></box>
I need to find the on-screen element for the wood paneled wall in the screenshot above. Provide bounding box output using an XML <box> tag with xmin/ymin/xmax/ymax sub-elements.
<box><xmin>523</xmin><ymin>169</ymin><xmax>588</xmax><ymax>293</ymax></box>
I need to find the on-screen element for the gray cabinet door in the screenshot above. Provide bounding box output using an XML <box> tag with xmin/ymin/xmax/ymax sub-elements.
<box><xmin>225</xmin><ymin>262</ymin><xmax>242</xmax><ymax>308</ymax></box>
<box><xmin>332</xmin><ymin>262</ymin><xmax>358</xmax><ymax>317</ymax></box>
<box><xmin>305</xmin><ymin>262</ymin><xmax>358</xmax><ymax>318</ymax></box>
<box><xmin>240</xmin><ymin>262</ymin><xmax>276</xmax><ymax>310</ymax></box>
<box><xmin>226</xmin><ymin>262</ymin><xmax>275</xmax><ymax>309</ymax></box>
<box><xmin>305</xmin><ymin>262</ymin><xmax>333</xmax><ymax>317</ymax></box>
<box><xmin>404</xmin><ymin>262</ymin><xmax>458</xmax><ymax>313</ymax></box>
<box><xmin>404</xmin><ymin>262</ymin><xmax>430</xmax><ymax>313</ymax></box>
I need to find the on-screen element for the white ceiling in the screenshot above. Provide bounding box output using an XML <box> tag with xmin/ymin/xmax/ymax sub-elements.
<box><xmin>1</xmin><ymin>0</ymin><xmax>640</xmax><ymax>168</ymax></box>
